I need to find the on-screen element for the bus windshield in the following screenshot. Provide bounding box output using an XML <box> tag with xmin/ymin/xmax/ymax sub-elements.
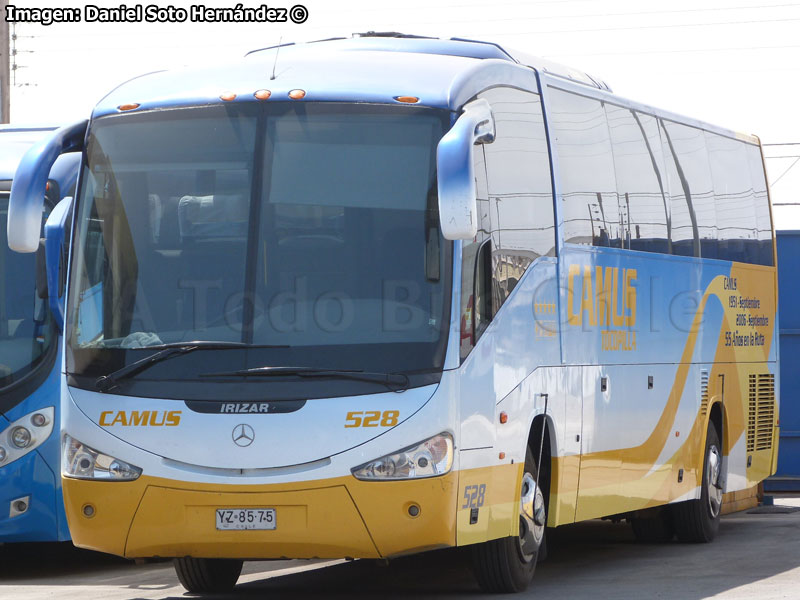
<box><xmin>65</xmin><ymin>103</ymin><xmax>452</xmax><ymax>399</ymax></box>
<box><xmin>0</xmin><ymin>192</ymin><xmax>56</xmax><ymax>398</ymax></box>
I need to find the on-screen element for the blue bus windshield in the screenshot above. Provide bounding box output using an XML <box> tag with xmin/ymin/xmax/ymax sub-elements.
<box><xmin>0</xmin><ymin>192</ymin><xmax>56</xmax><ymax>400</ymax></box>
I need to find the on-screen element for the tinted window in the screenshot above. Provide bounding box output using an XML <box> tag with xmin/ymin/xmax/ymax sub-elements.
<box><xmin>747</xmin><ymin>144</ymin><xmax>774</xmax><ymax>266</ymax></box>
<box><xmin>705</xmin><ymin>132</ymin><xmax>757</xmax><ymax>263</ymax></box>
<box><xmin>0</xmin><ymin>194</ymin><xmax>56</xmax><ymax>389</ymax></box>
<box><xmin>605</xmin><ymin>106</ymin><xmax>670</xmax><ymax>254</ymax></box>
<box><xmin>660</xmin><ymin>121</ymin><xmax>716</xmax><ymax>258</ymax></box>
<box><xmin>68</xmin><ymin>104</ymin><xmax>452</xmax><ymax>400</ymax></box>
<box><xmin>480</xmin><ymin>87</ymin><xmax>555</xmax><ymax>306</ymax></box>
<box><xmin>549</xmin><ymin>88</ymin><xmax>619</xmax><ymax>247</ymax></box>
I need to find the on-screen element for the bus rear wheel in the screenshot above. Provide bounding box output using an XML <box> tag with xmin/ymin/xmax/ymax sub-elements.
<box><xmin>673</xmin><ymin>422</ymin><xmax>723</xmax><ymax>543</ymax></box>
<box><xmin>173</xmin><ymin>557</ymin><xmax>243</xmax><ymax>593</ymax></box>
<box><xmin>471</xmin><ymin>448</ymin><xmax>545</xmax><ymax>593</ymax></box>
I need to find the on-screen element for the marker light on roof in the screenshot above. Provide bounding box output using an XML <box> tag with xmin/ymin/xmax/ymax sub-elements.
<box><xmin>254</xmin><ymin>89</ymin><xmax>272</xmax><ymax>100</ymax></box>
<box><xmin>220</xmin><ymin>92</ymin><xmax>237</xmax><ymax>101</ymax></box>
<box><xmin>117</xmin><ymin>103</ymin><xmax>140</xmax><ymax>111</ymax></box>
<box><xmin>288</xmin><ymin>89</ymin><xmax>306</xmax><ymax>99</ymax></box>
<box><xmin>394</xmin><ymin>96</ymin><xmax>419</xmax><ymax>104</ymax></box>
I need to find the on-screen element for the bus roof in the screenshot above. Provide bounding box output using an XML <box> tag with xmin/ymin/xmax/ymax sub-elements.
<box><xmin>93</xmin><ymin>34</ymin><xmax>609</xmax><ymax>118</ymax></box>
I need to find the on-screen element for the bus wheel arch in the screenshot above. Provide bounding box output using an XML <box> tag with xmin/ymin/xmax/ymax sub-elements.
<box><xmin>709</xmin><ymin>401</ymin><xmax>724</xmax><ymax>454</ymax></box>
<box><xmin>526</xmin><ymin>414</ymin><xmax>555</xmax><ymax>521</ymax></box>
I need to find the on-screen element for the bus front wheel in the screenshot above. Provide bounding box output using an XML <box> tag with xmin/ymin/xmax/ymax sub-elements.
<box><xmin>173</xmin><ymin>557</ymin><xmax>243</xmax><ymax>594</ymax></box>
<box><xmin>470</xmin><ymin>448</ymin><xmax>545</xmax><ymax>593</ymax></box>
<box><xmin>673</xmin><ymin>422</ymin><xmax>723</xmax><ymax>543</ymax></box>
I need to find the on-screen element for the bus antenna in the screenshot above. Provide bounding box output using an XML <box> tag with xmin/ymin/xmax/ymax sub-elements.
<box><xmin>270</xmin><ymin>37</ymin><xmax>282</xmax><ymax>81</ymax></box>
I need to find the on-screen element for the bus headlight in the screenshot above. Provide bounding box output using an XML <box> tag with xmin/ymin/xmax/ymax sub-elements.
<box><xmin>10</xmin><ymin>426</ymin><xmax>32</xmax><ymax>448</ymax></box>
<box><xmin>62</xmin><ymin>435</ymin><xmax>142</xmax><ymax>481</ymax></box>
<box><xmin>351</xmin><ymin>432</ymin><xmax>454</xmax><ymax>481</ymax></box>
<box><xmin>0</xmin><ymin>406</ymin><xmax>55</xmax><ymax>468</ymax></box>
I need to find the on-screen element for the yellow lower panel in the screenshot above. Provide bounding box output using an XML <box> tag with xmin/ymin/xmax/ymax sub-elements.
<box><xmin>63</xmin><ymin>472</ymin><xmax>459</xmax><ymax>560</ymax></box>
<box><xmin>126</xmin><ymin>484</ymin><xmax>378</xmax><ymax>559</ymax></box>
<box><xmin>348</xmin><ymin>473</ymin><xmax>457</xmax><ymax>557</ymax></box>
<box><xmin>456</xmin><ymin>463</ymin><xmax>522</xmax><ymax>546</ymax></box>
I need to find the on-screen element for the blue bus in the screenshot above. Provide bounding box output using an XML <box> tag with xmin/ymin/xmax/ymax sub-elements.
<box><xmin>0</xmin><ymin>127</ymin><xmax>79</xmax><ymax>543</ymax></box>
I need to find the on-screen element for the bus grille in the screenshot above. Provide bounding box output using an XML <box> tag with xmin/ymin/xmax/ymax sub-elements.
<box><xmin>699</xmin><ymin>369</ymin><xmax>709</xmax><ymax>416</ymax></box>
<box><xmin>747</xmin><ymin>373</ymin><xmax>775</xmax><ymax>453</ymax></box>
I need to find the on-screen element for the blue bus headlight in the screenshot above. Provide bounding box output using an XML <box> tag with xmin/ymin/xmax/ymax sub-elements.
<box><xmin>10</xmin><ymin>426</ymin><xmax>32</xmax><ymax>448</ymax></box>
<box><xmin>351</xmin><ymin>433</ymin><xmax>454</xmax><ymax>481</ymax></box>
<box><xmin>62</xmin><ymin>435</ymin><xmax>142</xmax><ymax>481</ymax></box>
<box><xmin>0</xmin><ymin>406</ymin><xmax>55</xmax><ymax>467</ymax></box>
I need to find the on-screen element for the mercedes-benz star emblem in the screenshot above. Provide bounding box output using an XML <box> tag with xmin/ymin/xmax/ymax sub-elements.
<box><xmin>232</xmin><ymin>424</ymin><xmax>255</xmax><ymax>447</ymax></box>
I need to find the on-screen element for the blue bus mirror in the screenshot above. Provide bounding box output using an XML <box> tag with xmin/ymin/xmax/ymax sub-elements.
<box><xmin>436</xmin><ymin>98</ymin><xmax>494</xmax><ymax>240</ymax></box>
<box><xmin>8</xmin><ymin>120</ymin><xmax>87</xmax><ymax>253</ymax></box>
<box><xmin>44</xmin><ymin>195</ymin><xmax>73</xmax><ymax>330</ymax></box>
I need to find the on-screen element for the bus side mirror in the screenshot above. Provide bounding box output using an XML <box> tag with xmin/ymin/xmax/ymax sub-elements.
<box><xmin>436</xmin><ymin>98</ymin><xmax>494</xmax><ymax>240</ymax></box>
<box><xmin>8</xmin><ymin>120</ymin><xmax>86</xmax><ymax>253</ymax></box>
<box><xmin>44</xmin><ymin>196</ymin><xmax>73</xmax><ymax>330</ymax></box>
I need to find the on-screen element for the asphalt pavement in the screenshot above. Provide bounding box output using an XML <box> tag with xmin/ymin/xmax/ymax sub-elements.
<box><xmin>2</xmin><ymin>497</ymin><xmax>799</xmax><ymax>599</ymax></box>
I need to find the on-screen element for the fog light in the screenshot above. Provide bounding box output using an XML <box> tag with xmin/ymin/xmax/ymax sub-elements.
<box><xmin>31</xmin><ymin>413</ymin><xmax>48</xmax><ymax>427</ymax></box>
<box><xmin>0</xmin><ymin>446</ymin><xmax>6</xmax><ymax>462</ymax></box>
<box><xmin>10</xmin><ymin>426</ymin><xmax>32</xmax><ymax>448</ymax></box>
<box><xmin>82</xmin><ymin>504</ymin><xmax>95</xmax><ymax>518</ymax></box>
<box><xmin>408</xmin><ymin>504</ymin><xmax>420</xmax><ymax>517</ymax></box>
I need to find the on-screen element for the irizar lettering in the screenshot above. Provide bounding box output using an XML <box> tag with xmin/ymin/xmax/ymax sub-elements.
<box><xmin>220</xmin><ymin>403</ymin><xmax>271</xmax><ymax>414</ymax></box>
<box><xmin>99</xmin><ymin>410</ymin><xmax>181</xmax><ymax>427</ymax></box>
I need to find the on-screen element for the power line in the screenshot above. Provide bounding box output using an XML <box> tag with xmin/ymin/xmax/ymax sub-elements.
<box><xmin>550</xmin><ymin>43</ymin><xmax>800</xmax><ymax>58</ymax></box>
<box><xmin>770</xmin><ymin>157</ymin><xmax>800</xmax><ymax>186</ymax></box>
<box><xmin>484</xmin><ymin>15</ymin><xmax>800</xmax><ymax>36</ymax></box>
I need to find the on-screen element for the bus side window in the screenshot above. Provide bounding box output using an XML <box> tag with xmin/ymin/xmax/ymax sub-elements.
<box><xmin>747</xmin><ymin>144</ymin><xmax>774</xmax><ymax>266</ymax></box>
<box><xmin>605</xmin><ymin>106</ymin><xmax>670</xmax><ymax>254</ymax></box>
<box><xmin>706</xmin><ymin>132</ymin><xmax>756</xmax><ymax>263</ymax></box>
<box><xmin>548</xmin><ymin>87</ymin><xmax>619</xmax><ymax>248</ymax></box>
<box><xmin>660</xmin><ymin>120</ymin><xmax>717</xmax><ymax>258</ymax></box>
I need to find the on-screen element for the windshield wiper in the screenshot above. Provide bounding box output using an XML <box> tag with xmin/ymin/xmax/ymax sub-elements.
<box><xmin>202</xmin><ymin>366</ymin><xmax>410</xmax><ymax>391</ymax></box>
<box><xmin>94</xmin><ymin>341</ymin><xmax>287</xmax><ymax>392</ymax></box>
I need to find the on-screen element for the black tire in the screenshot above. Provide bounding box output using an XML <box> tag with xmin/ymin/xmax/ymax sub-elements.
<box><xmin>673</xmin><ymin>422</ymin><xmax>723</xmax><ymax>543</ymax></box>
<box><xmin>630</xmin><ymin>507</ymin><xmax>675</xmax><ymax>542</ymax></box>
<box><xmin>173</xmin><ymin>557</ymin><xmax>243</xmax><ymax>594</ymax></box>
<box><xmin>471</xmin><ymin>448</ymin><xmax>546</xmax><ymax>593</ymax></box>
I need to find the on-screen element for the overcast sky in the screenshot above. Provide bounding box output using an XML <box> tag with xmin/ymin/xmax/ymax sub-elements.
<box><xmin>8</xmin><ymin>0</ymin><xmax>800</xmax><ymax>226</ymax></box>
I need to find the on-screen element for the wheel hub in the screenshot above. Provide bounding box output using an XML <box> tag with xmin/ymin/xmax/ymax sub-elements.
<box><xmin>706</xmin><ymin>444</ymin><xmax>722</xmax><ymax>518</ymax></box>
<box><xmin>518</xmin><ymin>472</ymin><xmax>545</xmax><ymax>561</ymax></box>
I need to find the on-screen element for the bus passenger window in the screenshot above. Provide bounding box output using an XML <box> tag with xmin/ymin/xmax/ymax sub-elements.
<box><xmin>548</xmin><ymin>88</ymin><xmax>619</xmax><ymax>248</ymax></box>
<box><xmin>705</xmin><ymin>132</ymin><xmax>756</xmax><ymax>263</ymax></box>
<box><xmin>747</xmin><ymin>144</ymin><xmax>774</xmax><ymax>266</ymax></box>
<box><xmin>660</xmin><ymin>120</ymin><xmax>717</xmax><ymax>258</ymax></box>
<box><xmin>605</xmin><ymin>106</ymin><xmax>670</xmax><ymax>254</ymax></box>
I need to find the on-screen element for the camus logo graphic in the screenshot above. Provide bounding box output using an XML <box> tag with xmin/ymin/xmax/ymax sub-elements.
<box><xmin>567</xmin><ymin>264</ymin><xmax>638</xmax><ymax>351</ymax></box>
<box><xmin>99</xmin><ymin>410</ymin><xmax>182</xmax><ymax>427</ymax></box>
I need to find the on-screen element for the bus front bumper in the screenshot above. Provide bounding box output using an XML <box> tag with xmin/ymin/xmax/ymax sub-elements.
<box><xmin>0</xmin><ymin>450</ymin><xmax>64</xmax><ymax>543</ymax></box>
<box><xmin>62</xmin><ymin>472</ymin><xmax>458</xmax><ymax>559</ymax></box>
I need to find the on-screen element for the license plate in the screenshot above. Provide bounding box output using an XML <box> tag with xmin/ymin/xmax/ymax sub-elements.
<box><xmin>215</xmin><ymin>508</ymin><xmax>276</xmax><ymax>530</ymax></box>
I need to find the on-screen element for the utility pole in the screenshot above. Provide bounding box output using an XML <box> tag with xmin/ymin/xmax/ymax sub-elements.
<box><xmin>0</xmin><ymin>0</ymin><xmax>9</xmax><ymax>123</ymax></box>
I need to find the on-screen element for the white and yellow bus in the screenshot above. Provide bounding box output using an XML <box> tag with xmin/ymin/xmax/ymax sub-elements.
<box><xmin>8</xmin><ymin>34</ymin><xmax>778</xmax><ymax>594</ymax></box>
